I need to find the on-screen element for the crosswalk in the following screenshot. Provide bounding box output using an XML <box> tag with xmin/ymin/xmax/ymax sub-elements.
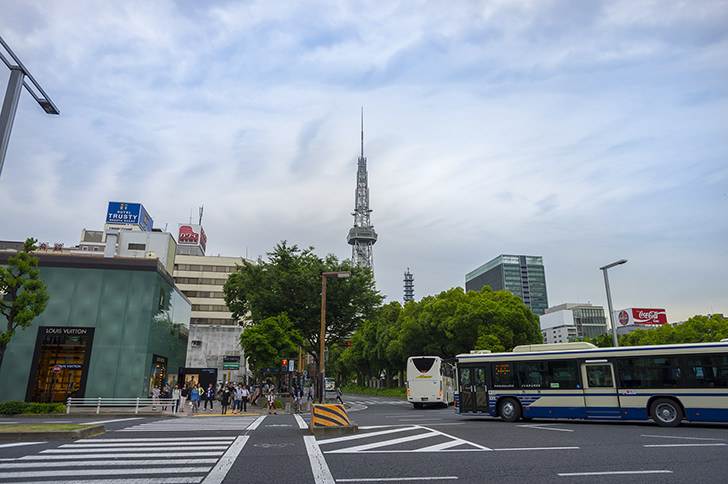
<box><xmin>344</xmin><ymin>398</ymin><xmax>409</xmax><ymax>406</ymax></box>
<box><xmin>0</xmin><ymin>435</ymin><xmax>247</xmax><ymax>483</ymax></box>
<box><xmin>118</xmin><ymin>415</ymin><xmax>260</xmax><ymax>432</ymax></box>
<box><xmin>318</xmin><ymin>425</ymin><xmax>491</xmax><ymax>454</ymax></box>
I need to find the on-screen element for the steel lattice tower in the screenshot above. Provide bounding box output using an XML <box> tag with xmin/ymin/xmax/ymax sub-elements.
<box><xmin>347</xmin><ymin>110</ymin><xmax>377</xmax><ymax>268</ymax></box>
<box><xmin>403</xmin><ymin>268</ymin><xmax>414</xmax><ymax>302</ymax></box>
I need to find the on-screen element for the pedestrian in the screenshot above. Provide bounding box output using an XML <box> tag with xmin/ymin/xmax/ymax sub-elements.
<box><xmin>251</xmin><ymin>385</ymin><xmax>261</xmax><ymax>406</ymax></box>
<box><xmin>172</xmin><ymin>384</ymin><xmax>181</xmax><ymax>413</ymax></box>
<box><xmin>204</xmin><ymin>383</ymin><xmax>215</xmax><ymax>411</ymax></box>
<box><xmin>180</xmin><ymin>384</ymin><xmax>188</xmax><ymax>413</ymax></box>
<box><xmin>266</xmin><ymin>389</ymin><xmax>277</xmax><ymax>414</ymax></box>
<box><xmin>307</xmin><ymin>386</ymin><xmax>313</xmax><ymax>401</ymax></box>
<box><xmin>190</xmin><ymin>384</ymin><xmax>201</xmax><ymax>413</ymax></box>
<box><xmin>152</xmin><ymin>385</ymin><xmax>161</xmax><ymax>411</ymax></box>
<box><xmin>336</xmin><ymin>386</ymin><xmax>344</xmax><ymax>405</ymax></box>
<box><xmin>161</xmin><ymin>385</ymin><xmax>170</xmax><ymax>411</ymax></box>
<box><xmin>241</xmin><ymin>384</ymin><xmax>250</xmax><ymax>413</ymax></box>
<box><xmin>294</xmin><ymin>385</ymin><xmax>303</xmax><ymax>413</ymax></box>
<box><xmin>232</xmin><ymin>384</ymin><xmax>242</xmax><ymax>414</ymax></box>
<box><xmin>220</xmin><ymin>385</ymin><xmax>231</xmax><ymax>415</ymax></box>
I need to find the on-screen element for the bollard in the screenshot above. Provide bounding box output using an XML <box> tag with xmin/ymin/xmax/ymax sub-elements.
<box><xmin>135</xmin><ymin>397</ymin><xmax>140</xmax><ymax>414</ymax></box>
<box><xmin>96</xmin><ymin>397</ymin><xmax>101</xmax><ymax>414</ymax></box>
<box><xmin>66</xmin><ymin>397</ymin><xmax>71</xmax><ymax>414</ymax></box>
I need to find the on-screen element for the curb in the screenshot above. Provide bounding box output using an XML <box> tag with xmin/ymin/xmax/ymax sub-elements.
<box><xmin>0</xmin><ymin>424</ymin><xmax>105</xmax><ymax>441</ymax></box>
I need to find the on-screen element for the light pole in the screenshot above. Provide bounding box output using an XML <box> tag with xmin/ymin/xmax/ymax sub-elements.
<box><xmin>0</xmin><ymin>35</ymin><xmax>60</xmax><ymax>179</ymax></box>
<box><xmin>320</xmin><ymin>271</ymin><xmax>350</xmax><ymax>402</ymax></box>
<box><xmin>600</xmin><ymin>259</ymin><xmax>627</xmax><ymax>347</ymax></box>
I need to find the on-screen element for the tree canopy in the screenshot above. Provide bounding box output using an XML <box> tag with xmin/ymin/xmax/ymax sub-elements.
<box><xmin>223</xmin><ymin>241</ymin><xmax>383</xmax><ymax>363</ymax></box>
<box><xmin>336</xmin><ymin>286</ymin><xmax>542</xmax><ymax>386</ymax></box>
<box><xmin>239</xmin><ymin>314</ymin><xmax>303</xmax><ymax>372</ymax></box>
<box><xmin>0</xmin><ymin>238</ymin><xmax>49</xmax><ymax>369</ymax></box>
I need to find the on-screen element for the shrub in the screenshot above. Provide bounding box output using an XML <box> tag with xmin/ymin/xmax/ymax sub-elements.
<box><xmin>0</xmin><ymin>401</ymin><xmax>66</xmax><ymax>415</ymax></box>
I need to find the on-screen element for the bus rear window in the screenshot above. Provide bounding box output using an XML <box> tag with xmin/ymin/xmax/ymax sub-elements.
<box><xmin>411</xmin><ymin>357</ymin><xmax>436</xmax><ymax>374</ymax></box>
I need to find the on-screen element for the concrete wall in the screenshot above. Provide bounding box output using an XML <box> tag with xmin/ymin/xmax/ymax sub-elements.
<box><xmin>186</xmin><ymin>324</ymin><xmax>248</xmax><ymax>382</ymax></box>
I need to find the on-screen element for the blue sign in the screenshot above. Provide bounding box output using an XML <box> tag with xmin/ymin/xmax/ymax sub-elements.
<box><xmin>106</xmin><ymin>202</ymin><xmax>153</xmax><ymax>231</ymax></box>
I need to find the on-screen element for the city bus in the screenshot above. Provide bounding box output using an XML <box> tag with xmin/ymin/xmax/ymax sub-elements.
<box><xmin>406</xmin><ymin>356</ymin><xmax>455</xmax><ymax>408</ymax></box>
<box><xmin>455</xmin><ymin>341</ymin><xmax>728</xmax><ymax>426</ymax></box>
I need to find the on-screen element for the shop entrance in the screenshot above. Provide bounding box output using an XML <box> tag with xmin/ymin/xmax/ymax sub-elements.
<box><xmin>149</xmin><ymin>354</ymin><xmax>168</xmax><ymax>396</ymax></box>
<box><xmin>27</xmin><ymin>327</ymin><xmax>94</xmax><ymax>403</ymax></box>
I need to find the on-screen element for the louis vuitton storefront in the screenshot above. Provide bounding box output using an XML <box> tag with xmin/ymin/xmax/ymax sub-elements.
<box><xmin>0</xmin><ymin>254</ymin><xmax>191</xmax><ymax>403</ymax></box>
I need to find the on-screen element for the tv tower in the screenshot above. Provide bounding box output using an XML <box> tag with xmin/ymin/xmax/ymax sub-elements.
<box><xmin>347</xmin><ymin>109</ymin><xmax>377</xmax><ymax>269</ymax></box>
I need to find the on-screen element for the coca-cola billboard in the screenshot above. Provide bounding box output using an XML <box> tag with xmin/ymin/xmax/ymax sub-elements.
<box><xmin>617</xmin><ymin>308</ymin><xmax>668</xmax><ymax>326</ymax></box>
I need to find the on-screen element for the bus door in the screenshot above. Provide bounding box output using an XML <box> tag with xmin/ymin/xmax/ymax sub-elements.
<box><xmin>581</xmin><ymin>362</ymin><xmax>622</xmax><ymax>420</ymax></box>
<box><xmin>458</xmin><ymin>366</ymin><xmax>488</xmax><ymax>413</ymax></box>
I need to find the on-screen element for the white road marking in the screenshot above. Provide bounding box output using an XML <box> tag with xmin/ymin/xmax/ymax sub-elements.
<box><xmin>295</xmin><ymin>414</ymin><xmax>308</xmax><ymax>429</ymax></box>
<box><xmin>494</xmin><ymin>446</ymin><xmax>580</xmax><ymax>451</ymax></box>
<box><xmin>559</xmin><ymin>470</ymin><xmax>672</xmax><ymax>476</ymax></box>
<box><xmin>319</xmin><ymin>426</ymin><xmax>419</xmax><ymax>445</ymax></box>
<box><xmin>26</xmin><ymin>452</ymin><xmax>225</xmax><ymax>459</ymax></box>
<box><xmin>304</xmin><ymin>435</ymin><xmax>335</xmax><ymax>484</ymax></box>
<box><xmin>0</xmin><ymin>466</ymin><xmax>211</xmax><ymax>478</ymax></box>
<box><xmin>4</xmin><ymin>479</ymin><xmax>201</xmax><ymax>484</ymax></box>
<box><xmin>61</xmin><ymin>441</ymin><xmax>233</xmax><ymax>447</ymax></box>
<box><xmin>82</xmin><ymin>418</ymin><xmax>144</xmax><ymax>425</ymax></box>
<box><xmin>75</xmin><ymin>437</ymin><xmax>234</xmax><ymax>443</ymax></box>
<box><xmin>518</xmin><ymin>424</ymin><xmax>574</xmax><ymax>432</ymax></box>
<box><xmin>43</xmin><ymin>445</ymin><xmax>229</xmax><ymax>452</ymax></box>
<box><xmin>327</xmin><ymin>431</ymin><xmax>438</xmax><ymax>453</ymax></box>
<box><xmin>0</xmin><ymin>458</ymin><xmax>218</xmax><ymax>468</ymax></box>
<box><xmin>201</xmin><ymin>435</ymin><xmax>249</xmax><ymax>484</ymax></box>
<box><xmin>247</xmin><ymin>415</ymin><xmax>266</xmax><ymax>431</ymax></box>
<box><xmin>0</xmin><ymin>442</ymin><xmax>45</xmax><ymax>449</ymax></box>
<box><xmin>644</xmin><ymin>443</ymin><xmax>727</xmax><ymax>448</ymax></box>
<box><xmin>338</xmin><ymin>477</ymin><xmax>458</xmax><ymax>482</ymax></box>
<box><xmin>642</xmin><ymin>434</ymin><xmax>727</xmax><ymax>441</ymax></box>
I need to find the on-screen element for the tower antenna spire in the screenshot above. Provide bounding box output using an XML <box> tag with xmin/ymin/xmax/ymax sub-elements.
<box><xmin>347</xmin><ymin>108</ymin><xmax>378</xmax><ymax>269</ymax></box>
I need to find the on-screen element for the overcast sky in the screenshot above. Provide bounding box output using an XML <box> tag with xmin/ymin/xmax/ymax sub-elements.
<box><xmin>1</xmin><ymin>1</ymin><xmax>726</xmax><ymax>322</ymax></box>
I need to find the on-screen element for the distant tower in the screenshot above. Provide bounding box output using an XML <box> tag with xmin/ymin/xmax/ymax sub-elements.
<box><xmin>403</xmin><ymin>268</ymin><xmax>414</xmax><ymax>303</ymax></box>
<box><xmin>347</xmin><ymin>109</ymin><xmax>378</xmax><ymax>268</ymax></box>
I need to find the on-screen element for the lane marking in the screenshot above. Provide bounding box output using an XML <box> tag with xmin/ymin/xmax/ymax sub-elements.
<box><xmin>0</xmin><ymin>442</ymin><xmax>45</xmax><ymax>449</ymax></box>
<box><xmin>642</xmin><ymin>434</ymin><xmax>727</xmax><ymax>441</ymax></box>
<box><xmin>319</xmin><ymin>426</ymin><xmax>419</xmax><ymax>445</ymax></box>
<box><xmin>75</xmin><ymin>437</ymin><xmax>234</xmax><ymax>443</ymax></box>
<box><xmin>247</xmin><ymin>415</ymin><xmax>266</xmax><ymax>431</ymax></box>
<box><xmin>62</xmin><ymin>441</ymin><xmax>233</xmax><ymax>447</ymax></box>
<box><xmin>644</xmin><ymin>443</ymin><xmax>727</xmax><ymax>448</ymax></box>
<box><xmin>326</xmin><ymin>431</ymin><xmax>437</xmax><ymax>453</ymax></box>
<box><xmin>304</xmin><ymin>435</ymin><xmax>335</xmax><ymax>484</ymax></box>
<box><xmin>518</xmin><ymin>424</ymin><xmax>574</xmax><ymax>432</ymax></box>
<box><xmin>559</xmin><ymin>470</ymin><xmax>672</xmax><ymax>476</ymax></box>
<box><xmin>494</xmin><ymin>447</ymin><xmax>580</xmax><ymax>451</ymax></box>
<box><xmin>0</xmin><ymin>458</ymin><xmax>218</xmax><ymax>468</ymax></box>
<box><xmin>201</xmin><ymin>435</ymin><xmax>249</xmax><ymax>484</ymax></box>
<box><xmin>338</xmin><ymin>477</ymin><xmax>458</xmax><ymax>482</ymax></box>
<box><xmin>295</xmin><ymin>414</ymin><xmax>308</xmax><ymax>429</ymax></box>
<box><xmin>0</xmin><ymin>466</ymin><xmax>211</xmax><ymax>478</ymax></box>
<box><xmin>82</xmin><ymin>418</ymin><xmax>144</xmax><ymax>425</ymax></box>
<box><xmin>44</xmin><ymin>445</ymin><xmax>229</xmax><ymax>452</ymax></box>
<box><xmin>413</xmin><ymin>425</ymin><xmax>491</xmax><ymax>451</ymax></box>
<box><xmin>3</xmin><ymin>479</ymin><xmax>202</xmax><ymax>484</ymax></box>
<box><xmin>25</xmin><ymin>452</ymin><xmax>225</xmax><ymax>459</ymax></box>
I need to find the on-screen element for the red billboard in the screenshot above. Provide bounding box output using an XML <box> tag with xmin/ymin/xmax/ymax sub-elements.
<box><xmin>178</xmin><ymin>224</ymin><xmax>207</xmax><ymax>252</ymax></box>
<box><xmin>617</xmin><ymin>308</ymin><xmax>668</xmax><ymax>326</ymax></box>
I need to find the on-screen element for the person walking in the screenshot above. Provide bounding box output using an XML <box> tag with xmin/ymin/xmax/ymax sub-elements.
<box><xmin>251</xmin><ymin>385</ymin><xmax>261</xmax><ymax>406</ymax></box>
<box><xmin>179</xmin><ymin>384</ymin><xmax>188</xmax><ymax>413</ymax></box>
<box><xmin>294</xmin><ymin>385</ymin><xmax>303</xmax><ymax>413</ymax></box>
<box><xmin>232</xmin><ymin>384</ymin><xmax>242</xmax><ymax>414</ymax></box>
<box><xmin>190</xmin><ymin>384</ymin><xmax>201</xmax><ymax>414</ymax></box>
<box><xmin>336</xmin><ymin>386</ymin><xmax>344</xmax><ymax>405</ymax></box>
<box><xmin>204</xmin><ymin>383</ymin><xmax>215</xmax><ymax>411</ymax></box>
<box><xmin>152</xmin><ymin>385</ymin><xmax>161</xmax><ymax>411</ymax></box>
<box><xmin>266</xmin><ymin>389</ymin><xmax>277</xmax><ymax>415</ymax></box>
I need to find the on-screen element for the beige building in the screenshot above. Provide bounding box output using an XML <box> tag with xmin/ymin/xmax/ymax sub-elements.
<box><xmin>173</xmin><ymin>254</ymin><xmax>252</xmax><ymax>326</ymax></box>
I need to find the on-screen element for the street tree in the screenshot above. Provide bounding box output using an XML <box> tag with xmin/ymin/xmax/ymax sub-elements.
<box><xmin>224</xmin><ymin>241</ymin><xmax>383</xmax><ymax>365</ymax></box>
<box><xmin>0</xmin><ymin>238</ymin><xmax>49</xmax><ymax>369</ymax></box>
<box><xmin>239</xmin><ymin>314</ymin><xmax>303</xmax><ymax>373</ymax></box>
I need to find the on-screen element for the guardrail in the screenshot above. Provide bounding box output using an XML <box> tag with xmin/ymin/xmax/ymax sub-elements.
<box><xmin>66</xmin><ymin>397</ymin><xmax>178</xmax><ymax>415</ymax></box>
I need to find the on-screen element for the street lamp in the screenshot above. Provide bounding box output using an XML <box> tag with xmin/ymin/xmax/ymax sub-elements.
<box><xmin>320</xmin><ymin>271</ymin><xmax>350</xmax><ymax>402</ymax></box>
<box><xmin>0</xmin><ymin>35</ymin><xmax>60</xmax><ymax>179</ymax></box>
<box><xmin>599</xmin><ymin>259</ymin><xmax>628</xmax><ymax>347</ymax></box>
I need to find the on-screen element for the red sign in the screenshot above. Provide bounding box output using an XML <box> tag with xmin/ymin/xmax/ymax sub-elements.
<box><xmin>178</xmin><ymin>224</ymin><xmax>207</xmax><ymax>252</ymax></box>
<box><xmin>617</xmin><ymin>308</ymin><xmax>668</xmax><ymax>326</ymax></box>
<box><xmin>52</xmin><ymin>365</ymin><xmax>62</xmax><ymax>374</ymax></box>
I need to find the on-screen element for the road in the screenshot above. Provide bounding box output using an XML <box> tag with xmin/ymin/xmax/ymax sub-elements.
<box><xmin>1</xmin><ymin>394</ymin><xmax>727</xmax><ymax>483</ymax></box>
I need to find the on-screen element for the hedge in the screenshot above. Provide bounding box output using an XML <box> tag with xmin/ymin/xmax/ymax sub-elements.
<box><xmin>0</xmin><ymin>401</ymin><xmax>66</xmax><ymax>415</ymax></box>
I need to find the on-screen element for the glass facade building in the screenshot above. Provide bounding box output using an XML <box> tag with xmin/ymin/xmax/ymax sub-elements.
<box><xmin>465</xmin><ymin>254</ymin><xmax>549</xmax><ymax>316</ymax></box>
<box><xmin>0</xmin><ymin>254</ymin><xmax>190</xmax><ymax>403</ymax></box>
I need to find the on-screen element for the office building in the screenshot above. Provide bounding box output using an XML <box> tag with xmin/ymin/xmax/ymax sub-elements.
<box><xmin>465</xmin><ymin>254</ymin><xmax>549</xmax><ymax>315</ymax></box>
<box><xmin>540</xmin><ymin>303</ymin><xmax>609</xmax><ymax>341</ymax></box>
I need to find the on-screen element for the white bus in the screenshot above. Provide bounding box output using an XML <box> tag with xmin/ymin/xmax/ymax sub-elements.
<box><xmin>406</xmin><ymin>356</ymin><xmax>455</xmax><ymax>408</ymax></box>
<box><xmin>455</xmin><ymin>341</ymin><xmax>728</xmax><ymax>426</ymax></box>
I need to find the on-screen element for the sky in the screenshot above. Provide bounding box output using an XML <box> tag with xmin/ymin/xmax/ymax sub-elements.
<box><xmin>0</xmin><ymin>0</ymin><xmax>726</xmax><ymax>323</ymax></box>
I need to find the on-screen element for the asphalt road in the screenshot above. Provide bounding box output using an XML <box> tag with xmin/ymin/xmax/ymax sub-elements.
<box><xmin>1</xmin><ymin>394</ymin><xmax>727</xmax><ymax>483</ymax></box>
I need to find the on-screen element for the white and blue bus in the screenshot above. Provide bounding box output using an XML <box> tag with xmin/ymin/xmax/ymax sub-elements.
<box><xmin>455</xmin><ymin>341</ymin><xmax>728</xmax><ymax>426</ymax></box>
<box><xmin>406</xmin><ymin>356</ymin><xmax>455</xmax><ymax>408</ymax></box>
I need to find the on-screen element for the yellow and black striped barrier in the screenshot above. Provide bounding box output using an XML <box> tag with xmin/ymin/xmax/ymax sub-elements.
<box><xmin>309</xmin><ymin>404</ymin><xmax>358</xmax><ymax>436</ymax></box>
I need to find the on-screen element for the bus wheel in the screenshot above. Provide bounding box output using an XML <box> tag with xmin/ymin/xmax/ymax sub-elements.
<box><xmin>650</xmin><ymin>398</ymin><xmax>683</xmax><ymax>427</ymax></box>
<box><xmin>499</xmin><ymin>398</ymin><xmax>521</xmax><ymax>422</ymax></box>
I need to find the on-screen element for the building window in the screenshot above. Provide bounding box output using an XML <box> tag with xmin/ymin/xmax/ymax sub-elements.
<box><xmin>128</xmin><ymin>243</ymin><xmax>146</xmax><ymax>251</ymax></box>
<box><xmin>191</xmin><ymin>340</ymin><xmax>202</xmax><ymax>348</ymax></box>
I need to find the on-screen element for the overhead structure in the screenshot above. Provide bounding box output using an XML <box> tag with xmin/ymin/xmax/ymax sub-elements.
<box><xmin>0</xmin><ymin>35</ymin><xmax>59</xmax><ymax>179</ymax></box>
<box><xmin>347</xmin><ymin>109</ymin><xmax>377</xmax><ymax>269</ymax></box>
